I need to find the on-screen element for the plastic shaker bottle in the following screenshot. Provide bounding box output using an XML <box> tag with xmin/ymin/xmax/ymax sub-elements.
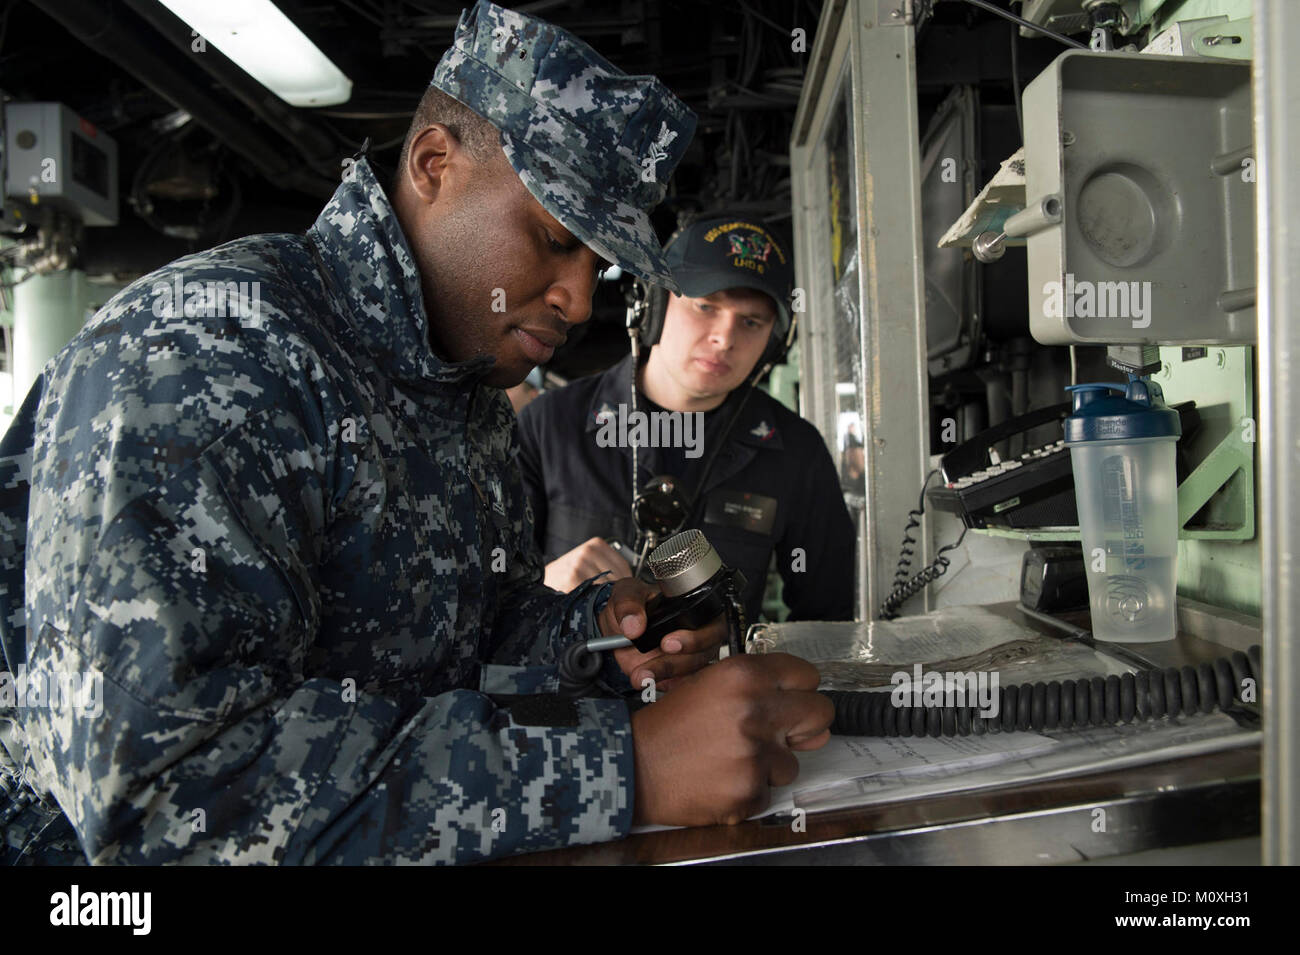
<box><xmin>1064</xmin><ymin>378</ymin><xmax>1182</xmax><ymax>643</ymax></box>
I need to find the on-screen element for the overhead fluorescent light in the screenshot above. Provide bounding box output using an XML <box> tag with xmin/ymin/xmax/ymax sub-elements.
<box><xmin>158</xmin><ymin>0</ymin><xmax>352</xmax><ymax>107</ymax></box>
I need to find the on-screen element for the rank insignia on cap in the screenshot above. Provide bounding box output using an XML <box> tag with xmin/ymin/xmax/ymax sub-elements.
<box><xmin>640</xmin><ymin>122</ymin><xmax>681</xmax><ymax>183</ymax></box>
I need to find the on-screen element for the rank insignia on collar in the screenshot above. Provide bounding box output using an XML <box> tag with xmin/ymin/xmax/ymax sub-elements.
<box><xmin>594</xmin><ymin>402</ymin><xmax>616</xmax><ymax>426</ymax></box>
<box><xmin>750</xmin><ymin>420</ymin><xmax>774</xmax><ymax>441</ymax></box>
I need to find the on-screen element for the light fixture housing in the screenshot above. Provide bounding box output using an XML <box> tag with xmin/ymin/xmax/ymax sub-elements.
<box><xmin>158</xmin><ymin>0</ymin><xmax>353</xmax><ymax>107</ymax></box>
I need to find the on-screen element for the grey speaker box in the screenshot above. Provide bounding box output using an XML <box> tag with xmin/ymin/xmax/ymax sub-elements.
<box><xmin>1021</xmin><ymin>51</ymin><xmax>1254</xmax><ymax>345</ymax></box>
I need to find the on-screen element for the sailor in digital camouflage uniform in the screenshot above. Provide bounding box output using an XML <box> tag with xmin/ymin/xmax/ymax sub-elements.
<box><xmin>0</xmin><ymin>0</ymin><xmax>698</xmax><ymax>864</ymax></box>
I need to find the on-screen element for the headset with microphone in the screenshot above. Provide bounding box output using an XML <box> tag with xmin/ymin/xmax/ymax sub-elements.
<box><xmin>624</xmin><ymin>225</ymin><xmax>798</xmax><ymax>383</ymax></box>
<box><xmin>626</xmin><ymin>280</ymin><xmax>798</xmax><ymax>381</ymax></box>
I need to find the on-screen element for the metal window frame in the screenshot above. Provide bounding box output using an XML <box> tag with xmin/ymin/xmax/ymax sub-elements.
<box><xmin>791</xmin><ymin>0</ymin><xmax>931</xmax><ymax>619</ymax></box>
<box><xmin>1255</xmin><ymin>0</ymin><xmax>1299</xmax><ymax>867</ymax></box>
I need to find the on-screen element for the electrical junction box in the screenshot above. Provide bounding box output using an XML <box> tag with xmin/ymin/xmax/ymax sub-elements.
<box><xmin>3</xmin><ymin>101</ymin><xmax>118</xmax><ymax>227</ymax></box>
<box><xmin>1021</xmin><ymin>51</ymin><xmax>1253</xmax><ymax>345</ymax></box>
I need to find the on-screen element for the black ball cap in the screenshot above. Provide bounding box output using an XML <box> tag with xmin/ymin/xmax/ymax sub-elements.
<box><xmin>663</xmin><ymin>215</ymin><xmax>794</xmax><ymax>337</ymax></box>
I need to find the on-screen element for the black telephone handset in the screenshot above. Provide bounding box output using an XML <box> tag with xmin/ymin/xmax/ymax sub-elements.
<box><xmin>632</xmin><ymin>529</ymin><xmax>747</xmax><ymax>654</ymax></box>
<box><xmin>938</xmin><ymin>402</ymin><xmax>1071</xmax><ymax>484</ymax></box>
<box><xmin>930</xmin><ymin>400</ymin><xmax>1199</xmax><ymax>531</ymax></box>
<box><xmin>928</xmin><ymin>402</ymin><xmax>1077</xmax><ymax>530</ymax></box>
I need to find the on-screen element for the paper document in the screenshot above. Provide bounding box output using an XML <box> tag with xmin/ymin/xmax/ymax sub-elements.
<box><xmin>787</xmin><ymin>712</ymin><xmax>1254</xmax><ymax>817</ymax></box>
<box><xmin>628</xmin><ymin>728</ymin><xmax>1059</xmax><ymax>833</ymax></box>
<box><xmin>761</xmin><ymin>730</ymin><xmax>1061</xmax><ymax>816</ymax></box>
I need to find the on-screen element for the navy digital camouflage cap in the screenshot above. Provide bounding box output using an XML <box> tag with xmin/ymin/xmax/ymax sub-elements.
<box><xmin>431</xmin><ymin>0</ymin><xmax>697</xmax><ymax>291</ymax></box>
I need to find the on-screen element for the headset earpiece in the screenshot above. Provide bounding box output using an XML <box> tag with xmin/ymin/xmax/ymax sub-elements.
<box><xmin>629</xmin><ymin>278</ymin><xmax>670</xmax><ymax>348</ymax></box>
<box><xmin>641</xmin><ymin>284</ymin><xmax>669</xmax><ymax>349</ymax></box>
<box><xmin>626</xmin><ymin>279</ymin><xmax>670</xmax><ymax>352</ymax></box>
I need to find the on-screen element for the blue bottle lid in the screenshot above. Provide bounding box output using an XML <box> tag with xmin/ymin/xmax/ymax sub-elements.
<box><xmin>1063</xmin><ymin>376</ymin><xmax>1181</xmax><ymax>443</ymax></box>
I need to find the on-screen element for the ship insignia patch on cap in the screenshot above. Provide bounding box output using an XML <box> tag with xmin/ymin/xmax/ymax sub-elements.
<box><xmin>729</xmin><ymin>231</ymin><xmax>773</xmax><ymax>263</ymax></box>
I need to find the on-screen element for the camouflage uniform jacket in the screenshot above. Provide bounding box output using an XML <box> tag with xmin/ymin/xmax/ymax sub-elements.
<box><xmin>0</xmin><ymin>158</ymin><xmax>633</xmax><ymax>864</ymax></box>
